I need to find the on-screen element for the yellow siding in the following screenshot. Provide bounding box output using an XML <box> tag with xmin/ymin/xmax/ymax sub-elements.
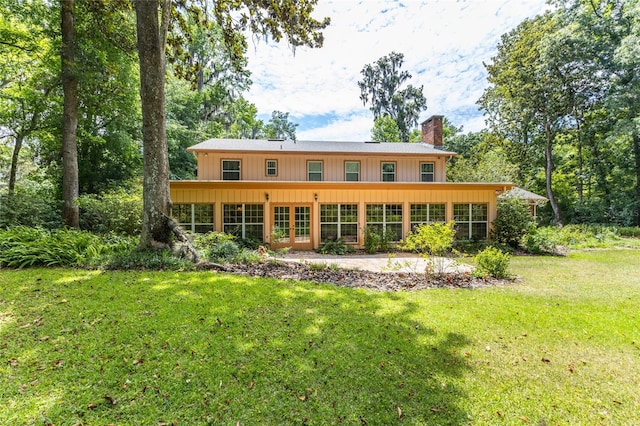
<box><xmin>170</xmin><ymin>181</ymin><xmax>511</xmax><ymax>248</ymax></box>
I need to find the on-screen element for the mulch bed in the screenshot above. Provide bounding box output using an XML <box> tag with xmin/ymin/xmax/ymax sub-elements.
<box><xmin>223</xmin><ymin>260</ymin><xmax>512</xmax><ymax>291</ymax></box>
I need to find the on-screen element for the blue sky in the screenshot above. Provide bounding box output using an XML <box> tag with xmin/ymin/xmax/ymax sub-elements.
<box><xmin>245</xmin><ymin>0</ymin><xmax>550</xmax><ymax>141</ymax></box>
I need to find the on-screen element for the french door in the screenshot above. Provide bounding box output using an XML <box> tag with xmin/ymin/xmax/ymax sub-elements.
<box><xmin>271</xmin><ymin>204</ymin><xmax>312</xmax><ymax>250</ymax></box>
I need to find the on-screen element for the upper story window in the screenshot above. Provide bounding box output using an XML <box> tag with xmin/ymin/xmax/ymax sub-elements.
<box><xmin>222</xmin><ymin>159</ymin><xmax>241</xmax><ymax>180</ymax></box>
<box><xmin>421</xmin><ymin>162</ymin><xmax>435</xmax><ymax>182</ymax></box>
<box><xmin>266</xmin><ymin>159</ymin><xmax>277</xmax><ymax>176</ymax></box>
<box><xmin>345</xmin><ymin>161</ymin><xmax>360</xmax><ymax>182</ymax></box>
<box><xmin>381</xmin><ymin>162</ymin><xmax>396</xmax><ymax>182</ymax></box>
<box><xmin>308</xmin><ymin>161</ymin><xmax>323</xmax><ymax>181</ymax></box>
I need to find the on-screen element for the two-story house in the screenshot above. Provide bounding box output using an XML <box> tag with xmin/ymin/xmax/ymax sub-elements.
<box><xmin>169</xmin><ymin>115</ymin><xmax>513</xmax><ymax>249</ymax></box>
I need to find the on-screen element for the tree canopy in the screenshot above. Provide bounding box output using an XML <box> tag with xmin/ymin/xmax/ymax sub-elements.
<box><xmin>358</xmin><ymin>52</ymin><xmax>427</xmax><ymax>142</ymax></box>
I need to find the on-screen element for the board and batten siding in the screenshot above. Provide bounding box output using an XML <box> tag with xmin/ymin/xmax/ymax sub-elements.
<box><xmin>170</xmin><ymin>181</ymin><xmax>512</xmax><ymax>248</ymax></box>
<box><xmin>195</xmin><ymin>152</ymin><xmax>449</xmax><ymax>182</ymax></box>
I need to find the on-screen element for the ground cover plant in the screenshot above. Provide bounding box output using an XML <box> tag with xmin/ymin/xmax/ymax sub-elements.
<box><xmin>1</xmin><ymin>250</ymin><xmax>639</xmax><ymax>424</ymax></box>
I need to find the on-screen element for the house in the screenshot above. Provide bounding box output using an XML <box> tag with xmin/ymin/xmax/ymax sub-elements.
<box><xmin>169</xmin><ymin>115</ymin><xmax>514</xmax><ymax>249</ymax></box>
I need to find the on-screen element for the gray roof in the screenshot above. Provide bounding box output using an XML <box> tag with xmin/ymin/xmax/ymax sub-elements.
<box><xmin>499</xmin><ymin>187</ymin><xmax>548</xmax><ymax>203</ymax></box>
<box><xmin>188</xmin><ymin>138</ymin><xmax>457</xmax><ymax>156</ymax></box>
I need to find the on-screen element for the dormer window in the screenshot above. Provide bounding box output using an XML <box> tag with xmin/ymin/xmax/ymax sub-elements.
<box><xmin>222</xmin><ymin>160</ymin><xmax>241</xmax><ymax>180</ymax></box>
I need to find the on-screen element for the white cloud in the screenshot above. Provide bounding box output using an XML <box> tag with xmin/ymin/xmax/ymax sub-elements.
<box><xmin>246</xmin><ymin>0</ymin><xmax>550</xmax><ymax>140</ymax></box>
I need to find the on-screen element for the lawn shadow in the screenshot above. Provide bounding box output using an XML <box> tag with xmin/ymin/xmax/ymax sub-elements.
<box><xmin>1</xmin><ymin>270</ymin><xmax>473</xmax><ymax>424</ymax></box>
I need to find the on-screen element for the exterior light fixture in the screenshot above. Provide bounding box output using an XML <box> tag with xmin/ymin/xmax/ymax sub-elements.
<box><xmin>314</xmin><ymin>193</ymin><xmax>318</xmax><ymax>202</ymax></box>
<box><xmin>265</xmin><ymin>192</ymin><xmax>269</xmax><ymax>201</ymax></box>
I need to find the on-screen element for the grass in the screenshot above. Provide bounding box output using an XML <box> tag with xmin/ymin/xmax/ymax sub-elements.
<box><xmin>1</xmin><ymin>250</ymin><xmax>639</xmax><ymax>425</ymax></box>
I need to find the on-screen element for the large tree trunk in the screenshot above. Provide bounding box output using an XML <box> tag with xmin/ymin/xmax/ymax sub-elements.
<box><xmin>8</xmin><ymin>134</ymin><xmax>23</xmax><ymax>196</ymax></box>
<box><xmin>544</xmin><ymin>124</ymin><xmax>562</xmax><ymax>226</ymax></box>
<box><xmin>61</xmin><ymin>0</ymin><xmax>79</xmax><ymax>228</ymax></box>
<box><xmin>135</xmin><ymin>0</ymin><xmax>172</xmax><ymax>248</ymax></box>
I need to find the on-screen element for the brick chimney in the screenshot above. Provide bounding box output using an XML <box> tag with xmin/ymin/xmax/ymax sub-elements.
<box><xmin>421</xmin><ymin>115</ymin><xmax>443</xmax><ymax>147</ymax></box>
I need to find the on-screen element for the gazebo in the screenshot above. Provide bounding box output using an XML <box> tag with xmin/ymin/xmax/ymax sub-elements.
<box><xmin>498</xmin><ymin>187</ymin><xmax>548</xmax><ymax>219</ymax></box>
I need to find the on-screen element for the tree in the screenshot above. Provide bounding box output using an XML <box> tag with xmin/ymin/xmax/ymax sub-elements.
<box><xmin>370</xmin><ymin>116</ymin><xmax>401</xmax><ymax>142</ymax></box>
<box><xmin>358</xmin><ymin>52</ymin><xmax>427</xmax><ymax>142</ymax></box>
<box><xmin>263</xmin><ymin>110</ymin><xmax>297</xmax><ymax>140</ymax></box>
<box><xmin>445</xmin><ymin>130</ymin><xmax>520</xmax><ymax>184</ymax></box>
<box><xmin>0</xmin><ymin>0</ymin><xmax>59</xmax><ymax>197</ymax></box>
<box><xmin>61</xmin><ymin>0</ymin><xmax>79</xmax><ymax>228</ymax></box>
<box><xmin>481</xmin><ymin>14</ymin><xmax>571</xmax><ymax>225</ymax></box>
<box><xmin>133</xmin><ymin>0</ymin><xmax>329</xmax><ymax>248</ymax></box>
<box><xmin>134</xmin><ymin>0</ymin><xmax>172</xmax><ymax>248</ymax></box>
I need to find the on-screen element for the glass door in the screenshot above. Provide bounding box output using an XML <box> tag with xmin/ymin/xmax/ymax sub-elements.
<box><xmin>271</xmin><ymin>204</ymin><xmax>313</xmax><ymax>249</ymax></box>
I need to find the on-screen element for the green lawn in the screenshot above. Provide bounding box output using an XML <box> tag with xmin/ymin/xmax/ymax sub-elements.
<box><xmin>1</xmin><ymin>250</ymin><xmax>639</xmax><ymax>425</ymax></box>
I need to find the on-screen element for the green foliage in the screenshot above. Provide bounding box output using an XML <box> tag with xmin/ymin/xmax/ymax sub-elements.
<box><xmin>193</xmin><ymin>231</ymin><xmax>261</xmax><ymax>264</ymax></box>
<box><xmin>316</xmin><ymin>238</ymin><xmax>354</xmax><ymax>255</ymax></box>
<box><xmin>522</xmin><ymin>227</ymin><xmax>560</xmax><ymax>255</ymax></box>
<box><xmin>447</xmin><ymin>145</ymin><xmax>519</xmax><ymax>183</ymax></box>
<box><xmin>358</xmin><ymin>51</ymin><xmax>427</xmax><ymax>141</ymax></box>
<box><xmin>491</xmin><ymin>198</ymin><xmax>535</xmax><ymax>248</ymax></box>
<box><xmin>473</xmin><ymin>246</ymin><xmax>511</xmax><ymax>279</ymax></box>
<box><xmin>232</xmin><ymin>248</ymin><xmax>262</xmax><ymax>265</ymax></box>
<box><xmin>363</xmin><ymin>225</ymin><xmax>396</xmax><ymax>254</ymax></box>
<box><xmin>522</xmin><ymin>224</ymin><xmax>628</xmax><ymax>254</ymax></box>
<box><xmin>101</xmin><ymin>248</ymin><xmax>194</xmax><ymax>271</ymax></box>
<box><xmin>618</xmin><ymin>227</ymin><xmax>640</xmax><ymax>237</ymax></box>
<box><xmin>363</xmin><ymin>226</ymin><xmax>381</xmax><ymax>254</ymax></box>
<box><xmin>207</xmin><ymin>240</ymin><xmax>240</xmax><ymax>262</ymax></box>
<box><xmin>0</xmin><ymin>226</ymin><xmax>110</xmax><ymax>268</ymax></box>
<box><xmin>263</xmin><ymin>110</ymin><xmax>298</xmax><ymax>140</ymax></box>
<box><xmin>77</xmin><ymin>184</ymin><xmax>143</xmax><ymax>235</ymax></box>
<box><xmin>370</xmin><ymin>115</ymin><xmax>401</xmax><ymax>142</ymax></box>
<box><xmin>0</xmin><ymin>180</ymin><xmax>61</xmax><ymax>229</ymax></box>
<box><xmin>193</xmin><ymin>231</ymin><xmax>237</xmax><ymax>247</ymax></box>
<box><xmin>194</xmin><ymin>232</ymin><xmax>239</xmax><ymax>262</ymax></box>
<box><xmin>401</xmin><ymin>222</ymin><xmax>456</xmax><ymax>257</ymax></box>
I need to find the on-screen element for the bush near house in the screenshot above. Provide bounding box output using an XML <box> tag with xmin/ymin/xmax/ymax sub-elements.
<box><xmin>491</xmin><ymin>197</ymin><xmax>535</xmax><ymax>248</ymax></box>
<box><xmin>473</xmin><ymin>246</ymin><xmax>511</xmax><ymax>279</ymax></box>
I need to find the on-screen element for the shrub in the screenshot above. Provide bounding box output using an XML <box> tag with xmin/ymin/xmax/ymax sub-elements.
<box><xmin>237</xmin><ymin>237</ymin><xmax>263</xmax><ymax>250</ymax></box>
<box><xmin>102</xmin><ymin>248</ymin><xmax>193</xmax><ymax>270</ymax></box>
<box><xmin>363</xmin><ymin>226</ymin><xmax>381</xmax><ymax>254</ymax></box>
<box><xmin>0</xmin><ymin>181</ymin><xmax>61</xmax><ymax>229</ymax></box>
<box><xmin>0</xmin><ymin>226</ymin><xmax>125</xmax><ymax>268</ymax></box>
<box><xmin>192</xmin><ymin>232</ymin><xmax>263</xmax><ymax>264</ymax></box>
<box><xmin>77</xmin><ymin>184</ymin><xmax>143</xmax><ymax>235</ymax></box>
<box><xmin>618</xmin><ymin>227</ymin><xmax>640</xmax><ymax>238</ymax></box>
<box><xmin>491</xmin><ymin>198</ymin><xmax>535</xmax><ymax>248</ymax></box>
<box><xmin>232</xmin><ymin>248</ymin><xmax>261</xmax><ymax>265</ymax></box>
<box><xmin>400</xmin><ymin>222</ymin><xmax>456</xmax><ymax>274</ymax></box>
<box><xmin>316</xmin><ymin>238</ymin><xmax>354</xmax><ymax>255</ymax></box>
<box><xmin>193</xmin><ymin>231</ymin><xmax>237</xmax><ymax>248</ymax></box>
<box><xmin>207</xmin><ymin>240</ymin><xmax>240</xmax><ymax>263</ymax></box>
<box><xmin>401</xmin><ymin>222</ymin><xmax>456</xmax><ymax>257</ymax></box>
<box><xmin>363</xmin><ymin>226</ymin><xmax>396</xmax><ymax>254</ymax></box>
<box><xmin>473</xmin><ymin>246</ymin><xmax>510</xmax><ymax>279</ymax></box>
<box><xmin>522</xmin><ymin>227</ymin><xmax>559</xmax><ymax>254</ymax></box>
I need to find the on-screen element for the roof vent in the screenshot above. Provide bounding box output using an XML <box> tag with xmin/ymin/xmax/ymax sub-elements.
<box><xmin>268</xmin><ymin>138</ymin><xmax>285</xmax><ymax>142</ymax></box>
<box><xmin>364</xmin><ymin>140</ymin><xmax>380</xmax><ymax>144</ymax></box>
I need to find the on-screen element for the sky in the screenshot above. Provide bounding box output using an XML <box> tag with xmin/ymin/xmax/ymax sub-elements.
<box><xmin>244</xmin><ymin>0</ymin><xmax>550</xmax><ymax>141</ymax></box>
